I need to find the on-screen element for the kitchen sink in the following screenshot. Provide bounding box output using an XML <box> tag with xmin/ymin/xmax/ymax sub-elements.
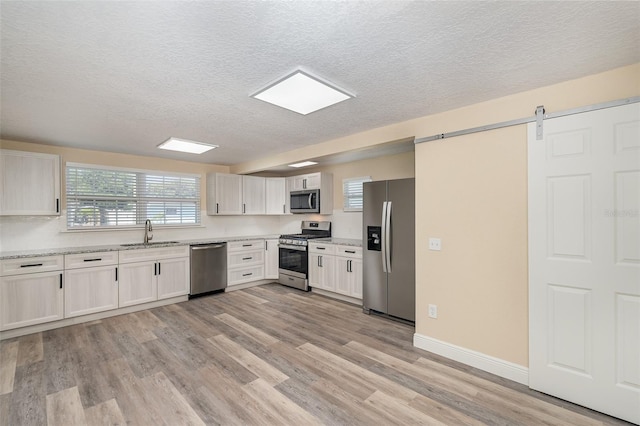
<box><xmin>120</xmin><ymin>241</ymin><xmax>180</xmax><ymax>247</ymax></box>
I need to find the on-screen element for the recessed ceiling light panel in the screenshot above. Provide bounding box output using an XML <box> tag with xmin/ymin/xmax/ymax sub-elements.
<box><xmin>288</xmin><ymin>161</ymin><xmax>318</xmax><ymax>168</ymax></box>
<box><xmin>157</xmin><ymin>137</ymin><xmax>218</xmax><ymax>154</ymax></box>
<box><xmin>251</xmin><ymin>70</ymin><xmax>353</xmax><ymax>115</ymax></box>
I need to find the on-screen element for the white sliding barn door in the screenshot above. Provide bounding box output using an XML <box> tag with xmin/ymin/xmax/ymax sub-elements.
<box><xmin>528</xmin><ymin>103</ymin><xmax>640</xmax><ymax>424</ymax></box>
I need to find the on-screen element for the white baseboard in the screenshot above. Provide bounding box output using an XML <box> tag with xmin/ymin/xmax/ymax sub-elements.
<box><xmin>413</xmin><ymin>332</ymin><xmax>529</xmax><ymax>386</ymax></box>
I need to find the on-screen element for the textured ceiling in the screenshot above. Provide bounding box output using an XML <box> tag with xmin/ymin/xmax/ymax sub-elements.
<box><xmin>1</xmin><ymin>1</ymin><xmax>638</xmax><ymax>169</ymax></box>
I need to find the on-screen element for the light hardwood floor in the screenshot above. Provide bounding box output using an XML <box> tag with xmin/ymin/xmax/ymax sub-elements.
<box><xmin>0</xmin><ymin>283</ymin><xmax>632</xmax><ymax>425</ymax></box>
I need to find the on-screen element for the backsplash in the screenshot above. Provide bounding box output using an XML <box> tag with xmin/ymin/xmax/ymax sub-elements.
<box><xmin>0</xmin><ymin>210</ymin><xmax>363</xmax><ymax>252</ymax></box>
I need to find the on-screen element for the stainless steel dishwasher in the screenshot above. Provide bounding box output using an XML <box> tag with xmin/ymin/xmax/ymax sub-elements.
<box><xmin>190</xmin><ymin>243</ymin><xmax>227</xmax><ymax>297</ymax></box>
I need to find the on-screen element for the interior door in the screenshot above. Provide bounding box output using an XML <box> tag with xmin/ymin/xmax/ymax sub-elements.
<box><xmin>528</xmin><ymin>103</ymin><xmax>640</xmax><ymax>424</ymax></box>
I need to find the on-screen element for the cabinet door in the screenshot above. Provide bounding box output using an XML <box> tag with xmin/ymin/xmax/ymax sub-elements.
<box><xmin>310</xmin><ymin>254</ymin><xmax>335</xmax><ymax>291</ymax></box>
<box><xmin>157</xmin><ymin>257</ymin><xmax>190</xmax><ymax>300</ymax></box>
<box><xmin>265</xmin><ymin>239</ymin><xmax>279</xmax><ymax>279</ymax></box>
<box><xmin>349</xmin><ymin>258</ymin><xmax>363</xmax><ymax>299</ymax></box>
<box><xmin>335</xmin><ymin>257</ymin><xmax>352</xmax><ymax>296</ymax></box>
<box><xmin>265</xmin><ymin>178</ymin><xmax>286</xmax><ymax>215</ymax></box>
<box><xmin>215</xmin><ymin>173</ymin><xmax>243</xmax><ymax>215</ymax></box>
<box><xmin>0</xmin><ymin>150</ymin><xmax>60</xmax><ymax>216</ymax></box>
<box><xmin>291</xmin><ymin>175</ymin><xmax>306</xmax><ymax>191</ymax></box>
<box><xmin>118</xmin><ymin>261</ymin><xmax>157</xmax><ymax>307</ymax></box>
<box><xmin>304</xmin><ymin>173</ymin><xmax>322</xmax><ymax>190</ymax></box>
<box><xmin>0</xmin><ymin>271</ymin><xmax>63</xmax><ymax>330</ymax></box>
<box><xmin>242</xmin><ymin>176</ymin><xmax>266</xmax><ymax>215</ymax></box>
<box><xmin>64</xmin><ymin>265</ymin><xmax>118</xmax><ymax>318</ymax></box>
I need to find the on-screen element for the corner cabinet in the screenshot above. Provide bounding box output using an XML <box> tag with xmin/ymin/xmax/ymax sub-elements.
<box><xmin>0</xmin><ymin>255</ymin><xmax>64</xmax><ymax>331</ymax></box>
<box><xmin>265</xmin><ymin>178</ymin><xmax>287</xmax><ymax>215</ymax></box>
<box><xmin>264</xmin><ymin>239</ymin><xmax>279</xmax><ymax>279</ymax></box>
<box><xmin>0</xmin><ymin>149</ymin><xmax>61</xmax><ymax>216</ymax></box>
<box><xmin>118</xmin><ymin>246</ymin><xmax>190</xmax><ymax>307</ymax></box>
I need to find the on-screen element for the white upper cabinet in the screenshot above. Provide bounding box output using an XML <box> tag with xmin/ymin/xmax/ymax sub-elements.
<box><xmin>242</xmin><ymin>176</ymin><xmax>266</xmax><ymax>215</ymax></box>
<box><xmin>207</xmin><ymin>173</ymin><xmax>243</xmax><ymax>215</ymax></box>
<box><xmin>265</xmin><ymin>177</ymin><xmax>286</xmax><ymax>215</ymax></box>
<box><xmin>0</xmin><ymin>149</ymin><xmax>60</xmax><ymax>216</ymax></box>
<box><xmin>289</xmin><ymin>172</ymin><xmax>324</xmax><ymax>191</ymax></box>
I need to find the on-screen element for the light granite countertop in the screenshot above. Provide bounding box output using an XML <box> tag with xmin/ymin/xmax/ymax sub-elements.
<box><xmin>313</xmin><ymin>238</ymin><xmax>363</xmax><ymax>247</ymax></box>
<box><xmin>0</xmin><ymin>235</ymin><xmax>281</xmax><ymax>260</ymax></box>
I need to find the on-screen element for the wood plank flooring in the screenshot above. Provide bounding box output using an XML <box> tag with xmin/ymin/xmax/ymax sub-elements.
<box><xmin>0</xmin><ymin>283</ymin><xmax>632</xmax><ymax>425</ymax></box>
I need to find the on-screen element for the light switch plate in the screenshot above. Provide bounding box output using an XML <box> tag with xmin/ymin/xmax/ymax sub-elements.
<box><xmin>428</xmin><ymin>238</ymin><xmax>441</xmax><ymax>251</ymax></box>
<box><xmin>428</xmin><ymin>304</ymin><xmax>438</xmax><ymax>319</ymax></box>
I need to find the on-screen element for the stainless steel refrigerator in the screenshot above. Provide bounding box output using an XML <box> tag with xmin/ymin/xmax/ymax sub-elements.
<box><xmin>362</xmin><ymin>178</ymin><xmax>415</xmax><ymax>322</ymax></box>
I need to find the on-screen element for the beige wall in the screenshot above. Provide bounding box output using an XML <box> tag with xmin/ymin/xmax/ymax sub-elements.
<box><xmin>0</xmin><ymin>139</ymin><xmax>229</xmax><ymax>209</ymax></box>
<box><xmin>292</xmin><ymin>150</ymin><xmax>415</xmax><ymax>209</ymax></box>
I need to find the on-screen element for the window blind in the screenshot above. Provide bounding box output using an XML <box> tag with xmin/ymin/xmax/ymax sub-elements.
<box><xmin>343</xmin><ymin>176</ymin><xmax>371</xmax><ymax>212</ymax></box>
<box><xmin>66</xmin><ymin>164</ymin><xmax>200</xmax><ymax>229</ymax></box>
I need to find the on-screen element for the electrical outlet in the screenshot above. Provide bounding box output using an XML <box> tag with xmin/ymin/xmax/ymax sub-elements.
<box><xmin>428</xmin><ymin>304</ymin><xmax>438</xmax><ymax>319</ymax></box>
<box><xmin>428</xmin><ymin>238</ymin><xmax>441</xmax><ymax>251</ymax></box>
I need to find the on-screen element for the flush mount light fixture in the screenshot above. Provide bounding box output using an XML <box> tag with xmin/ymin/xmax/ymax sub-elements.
<box><xmin>157</xmin><ymin>137</ymin><xmax>218</xmax><ymax>154</ymax></box>
<box><xmin>251</xmin><ymin>69</ymin><xmax>353</xmax><ymax>115</ymax></box>
<box><xmin>288</xmin><ymin>161</ymin><xmax>318</xmax><ymax>168</ymax></box>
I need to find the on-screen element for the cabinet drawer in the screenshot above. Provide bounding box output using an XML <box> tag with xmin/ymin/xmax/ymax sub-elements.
<box><xmin>64</xmin><ymin>251</ymin><xmax>118</xmax><ymax>269</ymax></box>
<box><xmin>119</xmin><ymin>245</ymin><xmax>189</xmax><ymax>264</ymax></box>
<box><xmin>309</xmin><ymin>243</ymin><xmax>336</xmax><ymax>254</ymax></box>
<box><xmin>228</xmin><ymin>249</ymin><xmax>264</xmax><ymax>268</ymax></box>
<box><xmin>0</xmin><ymin>255</ymin><xmax>64</xmax><ymax>276</ymax></box>
<box><xmin>336</xmin><ymin>246</ymin><xmax>362</xmax><ymax>258</ymax></box>
<box><xmin>228</xmin><ymin>265</ymin><xmax>264</xmax><ymax>286</ymax></box>
<box><xmin>227</xmin><ymin>240</ymin><xmax>264</xmax><ymax>251</ymax></box>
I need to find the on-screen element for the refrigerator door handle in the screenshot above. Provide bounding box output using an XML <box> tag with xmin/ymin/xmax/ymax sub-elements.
<box><xmin>381</xmin><ymin>201</ymin><xmax>388</xmax><ymax>273</ymax></box>
<box><xmin>385</xmin><ymin>201</ymin><xmax>392</xmax><ymax>272</ymax></box>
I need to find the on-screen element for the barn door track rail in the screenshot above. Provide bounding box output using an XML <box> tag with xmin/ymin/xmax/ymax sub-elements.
<box><xmin>414</xmin><ymin>96</ymin><xmax>640</xmax><ymax>144</ymax></box>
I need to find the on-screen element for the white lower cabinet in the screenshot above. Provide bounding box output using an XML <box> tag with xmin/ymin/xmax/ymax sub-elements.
<box><xmin>64</xmin><ymin>251</ymin><xmax>119</xmax><ymax>318</ymax></box>
<box><xmin>0</xmin><ymin>255</ymin><xmax>64</xmax><ymax>331</ymax></box>
<box><xmin>309</xmin><ymin>243</ymin><xmax>362</xmax><ymax>300</ymax></box>
<box><xmin>227</xmin><ymin>240</ymin><xmax>264</xmax><ymax>287</ymax></box>
<box><xmin>118</xmin><ymin>246</ymin><xmax>189</xmax><ymax>307</ymax></box>
<box><xmin>265</xmin><ymin>239</ymin><xmax>279</xmax><ymax>280</ymax></box>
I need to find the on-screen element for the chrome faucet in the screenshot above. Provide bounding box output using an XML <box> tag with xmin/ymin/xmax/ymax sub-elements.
<box><xmin>144</xmin><ymin>219</ymin><xmax>153</xmax><ymax>244</ymax></box>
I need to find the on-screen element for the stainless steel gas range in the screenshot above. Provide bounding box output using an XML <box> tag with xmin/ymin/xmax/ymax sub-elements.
<box><xmin>278</xmin><ymin>221</ymin><xmax>331</xmax><ymax>291</ymax></box>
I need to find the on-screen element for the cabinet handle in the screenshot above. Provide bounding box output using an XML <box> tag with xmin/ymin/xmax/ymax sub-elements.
<box><xmin>20</xmin><ymin>263</ymin><xmax>43</xmax><ymax>268</ymax></box>
<box><xmin>303</xmin><ymin>178</ymin><xmax>307</xmax><ymax>189</ymax></box>
<box><xmin>154</xmin><ymin>262</ymin><xmax>157</xmax><ymax>276</ymax></box>
<box><xmin>242</xmin><ymin>244</ymin><xmax>252</xmax><ymax>247</ymax></box>
<box><xmin>348</xmin><ymin>260</ymin><xmax>352</xmax><ymax>273</ymax></box>
<box><xmin>318</xmin><ymin>255</ymin><xmax>321</xmax><ymax>267</ymax></box>
<box><xmin>83</xmin><ymin>258</ymin><xmax>102</xmax><ymax>262</ymax></box>
<box><xmin>242</xmin><ymin>257</ymin><xmax>253</xmax><ymax>260</ymax></box>
<box><xmin>56</xmin><ymin>198</ymin><xmax>60</xmax><ymax>213</ymax></box>
<box><xmin>345</xmin><ymin>250</ymin><xmax>356</xmax><ymax>254</ymax></box>
<box><xmin>115</xmin><ymin>267</ymin><xmax>118</xmax><ymax>281</ymax></box>
<box><xmin>265</xmin><ymin>241</ymin><xmax>268</xmax><ymax>250</ymax></box>
<box><xmin>216</xmin><ymin>203</ymin><xmax>219</xmax><ymax>214</ymax></box>
<box><xmin>59</xmin><ymin>273</ymin><xmax>63</xmax><ymax>289</ymax></box>
<box><xmin>158</xmin><ymin>262</ymin><xmax>161</xmax><ymax>275</ymax></box>
<box><xmin>283</xmin><ymin>204</ymin><xmax>285</xmax><ymax>214</ymax></box>
<box><xmin>242</xmin><ymin>272</ymin><xmax>253</xmax><ymax>277</ymax></box>
<box><xmin>243</xmin><ymin>203</ymin><xmax>246</xmax><ymax>214</ymax></box>
<box><xmin>317</xmin><ymin>247</ymin><xmax>325</xmax><ymax>250</ymax></box>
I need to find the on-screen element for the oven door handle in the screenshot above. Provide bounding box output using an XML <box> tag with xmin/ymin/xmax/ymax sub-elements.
<box><xmin>279</xmin><ymin>243</ymin><xmax>307</xmax><ymax>251</ymax></box>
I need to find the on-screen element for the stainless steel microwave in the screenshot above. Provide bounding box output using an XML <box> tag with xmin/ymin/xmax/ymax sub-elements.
<box><xmin>290</xmin><ymin>189</ymin><xmax>320</xmax><ymax>214</ymax></box>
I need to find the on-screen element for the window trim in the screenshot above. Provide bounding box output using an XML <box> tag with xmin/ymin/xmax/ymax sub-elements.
<box><xmin>343</xmin><ymin>176</ymin><xmax>371</xmax><ymax>212</ymax></box>
<box><xmin>65</xmin><ymin>162</ymin><xmax>201</xmax><ymax>230</ymax></box>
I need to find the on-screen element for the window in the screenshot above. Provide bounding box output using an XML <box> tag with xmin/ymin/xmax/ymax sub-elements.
<box><xmin>343</xmin><ymin>176</ymin><xmax>371</xmax><ymax>212</ymax></box>
<box><xmin>66</xmin><ymin>163</ymin><xmax>200</xmax><ymax>229</ymax></box>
